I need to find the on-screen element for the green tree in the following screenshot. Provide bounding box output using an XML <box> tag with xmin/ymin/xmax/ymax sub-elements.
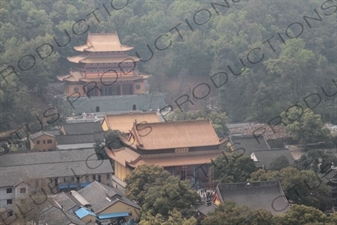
<box><xmin>104</xmin><ymin>129</ymin><xmax>125</xmax><ymax>150</ymax></box>
<box><xmin>211</xmin><ymin>153</ymin><xmax>257</xmax><ymax>183</ymax></box>
<box><xmin>295</xmin><ymin>149</ymin><xmax>337</xmax><ymax>173</ymax></box>
<box><xmin>124</xmin><ymin>165</ymin><xmax>171</xmax><ymax>206</ymax></box>
<box><xmin>281</xmin><ymin>108</ymin><xmax>332</xmax><ymax>146</ymax></box>
<box><xmin>93</xmin><ymin>138</ymin><xmax>107</xmax><ymax>159</ymax></box>
<box><xmin>93</xmin><ymin>129</ymin><xmax>124</xmax><ymax>159</ymax></box>
<box><xmin>140</xmin><ymin>208</ymin><xmax>197</xmax><ymax>225</ymax></box>
<box><xmin>272</xmin><ymin>204</ymin><xmax>327</xmax><ymax>225</ymax></box>
<box><xmin>141</xmin><ymin>175</ymin><xmax>200</xmax><ymax>219</ymax></box>
<box><xmin>250</xmin><ymin>167</ymin><xmax>332</xmax><ymax>211</ymax></box>
<box><xmin>201</xmin><ymin>201</ymin><xmax>274</xmax><ymax>225</ymax></box>
<box><xmin>269</xmin><ymin>155</ymin><xmax>290</xmax><ymax>171</ymax></box>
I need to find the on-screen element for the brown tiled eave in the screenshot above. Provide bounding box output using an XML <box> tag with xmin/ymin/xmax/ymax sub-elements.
<box><xmin>57</xmin><ymin>70</ymin><xmax>83</xmax><ymax>82</ymax></box>
<box><xmin>105</xmin><ymin>147</ymin><xmax>140</xmax><ymax>167</ymax></box>
<box><xmin>105</xmin><ymin>146</ymin><xmax>223</xmax><ymax>168</ymax></box>
<box><xmin>67</xmin><ymin>55</ymin><xmax>140</xmax><ymax>64</ymax></box>
<box><xmin>74</xmin><ymin>32</ymin><xmax>134</xmax><ymax>52</ymax></box>
<box><xmin>119</xmin><ymin>136</ymin><xmax>138</xmax><ymax>150</ymax></box>
<box><xmin>80</xmin><ymin>75</ymin><xmax>146</xmax><ymax>82</ymax></box>
<box><xmin>74</xmin><ymin>44</ymin><xmax>133</xmax><ymax>52</ymax></box>
<box><xmin>127</xmin><ymin>150</ymin><xmax>223</xmax><ymax>168</ymax></box>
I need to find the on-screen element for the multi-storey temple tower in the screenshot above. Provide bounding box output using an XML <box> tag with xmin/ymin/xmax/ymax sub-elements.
<box><xmin>57</xmin><ymin>32</ymin><xmax>149</xmax><ymax>97</ymax></box>
<box><xmin>56</xmin><ymin>32</ymin><xmax>165</xmax><ymax>114</ymax></box>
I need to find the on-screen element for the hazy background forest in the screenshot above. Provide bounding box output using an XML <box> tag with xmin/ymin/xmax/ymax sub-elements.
<box><xmin>0</xmin><ymin>0</ymin><xmax>336</xmax><ymax>131</ymax></box>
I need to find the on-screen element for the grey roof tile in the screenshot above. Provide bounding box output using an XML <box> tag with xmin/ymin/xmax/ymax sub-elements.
<box><xmin>0</xmin><ymin>148</ymin><xmax>99</xmax><ymax>167</ymax></box>
<box><xmin>62</xmin><ymin>122</ymin><xmax>103</xmax><ymax>135</ymax></box>
<box><xmin>195</xmin><ymin>203</ymin><xmax>217</xmax><ymax>216</ymax></box>
<box><xmin>30</xmin><ymin>131</ymin><xmax>55</xmax><ymax>140</ymax></box>
<box><xmin>55</xmin><ymin>133</ymin><xmax>104</xmax><ymax>145</ymax></box>
<box><xmin>77</xmin><ymin>181</ymin><xmax>140</xmax><ymax>213</ymax></box>
<box><xmin>0</xmin><ymin>149</ymin><xmax>113</xmax><ymax>187</ymax></box>
<box><xmin>230</xmin><ymin>135</ymin><xmax>270</xmax><ymax>155</ymax></box>
<box><xmin>252</xmin><ymin>149</ymin><xmax>295</xmax><ymax>170</ymax></box>
<box><xmin>39</xmin><ymin>206</ymin><xmax>86</xmax><ymax>225</ymax></box>
<box><xmin>217</xmin><ymin>181</ymin><xmax>290</xmax><ymax>215</ymax></box>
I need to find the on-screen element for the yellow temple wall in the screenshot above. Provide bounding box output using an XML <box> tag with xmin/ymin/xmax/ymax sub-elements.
<box><xmin>115</xmin><ymin>162</ymin><xmax>132</xmax><ymax>181</ymax></box>
<box><xmin>81</xmin><ymin>215</ymin><xmax>96</xmax><ymax>224</ymax></box>
<box><xmin>133</xmin><ymin>82</ymin><xmax>145</xmax><ymax>94</ymax></box>
<box><xmin>66</xmin><ymin>84</ymin><xmax>86</xmax><ymax>97</ymax></box>
<box><xmin>99</xmin><ymin>201</ymin><xmax>140</xmax><ymax>221</ymax></box>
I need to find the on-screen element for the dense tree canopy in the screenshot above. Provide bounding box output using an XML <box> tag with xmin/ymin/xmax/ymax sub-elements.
<box><xmin>281</xmin><ymin>108</ymin><xmax>332</xmax><ymax>146</ymax></box>
<box><xmin>141</xmin><ymin>175</ymin><xmax>200</xmax><ymax>219</ymax></box>
<box><xmin>201</xmin><ymin>201</ymin><xmax>274</xmax><ymax>225</ymax></box>
<box><xmin>124</xmin><ymin>164</ymin><xmax>171</xmax><ymax>206</ymax></box>
<box><xmin>124</xmin><ymin>165</ymin><xmax>200</xmax><ymax>221</ymax></box>
<box><xmin>1</xmin><ymin>0</ymin><xmax>336</xmax><ymax>131</ymax></box>
<box><xmin>269</xmin><ymin>155</ymin><xmax>290</xmax><ymax>171</ymax></box>
<box><xmin>294</xmin><ymin>149</ymin><xmax>337</xmax><ymax>173</ymax></box>
<box><xmin>139</xmin><ymin>209</ymin><xmax>197</xmax><ymax>225</ymax></box>
<box><xmin>273</xmin><ymin>204</ymin><xmax>327</xmax><ymax>225</ymax></box>
<box><xmin>202</xmin><ymin>201</ymin><xmax>336</xmax><ymax>225</ymax></box>
<box><xmin>211</xmin><ymin>153</ymin><xmax>257</xmax><ymax>183</ymax></box>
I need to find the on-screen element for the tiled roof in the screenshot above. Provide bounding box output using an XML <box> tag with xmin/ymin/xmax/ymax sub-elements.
<box><xmin>77</xmin><ymin>181</ymin><xmax>140</xmax><ymax>213</ymax></box>
<box><xmin>229</xmin><ymin>123</ymin><xmax>289</xmax><ymax>140</ymax></box>
<box><xmin>105</xmin><ymin>147</ymin><xmax>140</xmax><ymax>167</ymax></box>
<box><xmin>252</xmin><ymin>149</ymin><xmax>295</xmax><ymax>169</ymax></box>
<box><xmin>61</xmin><ymin>122</ymin><xmax>103</xmax><ymax>135</ymax></box>
<box><xmin>67</xmin><ymin>55</ymin><xmax>140</xmax><ymax>64</ymax></box>
<box><xmin>0</xmin><ymin>148</ymin><xmax>100</xmax><ymax>167</ymax></box>
<box><xmin>229</xmin><ymin>135</ymin><xmax>270</xmax><ymax>155</ymax></box>
<box><xmin>29</xmin><ymin>131</ymin><xmax>55</xmax><ymax>140</ymax></box>
<box><xmin>80</xmin><ymin>75</ymin><xmax>147</xmax><ymax>82</ymax></box>
<box><xmin>130</xmin><ymin>120</ymin><xmax>224</xmax><ymax>150</ymax></box>
<box><xmin>56</xmin><ymin>69</ymin><xmax>83</xmax><ymax>82</ymax></box>
<box><xmin>57</xmin><ymin>72</ymin><xmax>147</xmax><ymax>83</ymax></box>
<box><xmin>322</xmin><ymin>168</ymin><xmax>337</xmax><ymax>183</ymax></box>
<box><xmin>39</xmin><ymin>206</ymin><xmax>86</xmax><ymax>225</ymax></box>
<box><xmin>227</xmin><ymin>123</ymin><xmax>255</xmax><ymax>129</ymax></box>
<box><xmin>217</xmin><ymin>181</ymin><xmax>290</xmax><ymax>215</ymax></box>
<box><xmin>75</xmin><ymin>207</ymin><xmax>96</xmax><ymax>219</ymax></box>
<box><xmin>74</xmin><ymin>32</ymin><xmax>133</xmax><ymax>52</ymax></box>
<box><xmin>195</xmin><ymin>203</ymin><xmax>217</xmax><ymax>216</ymax></box>
<box><xmin>55</xmin><ymin>133</ymin><xmax>104</xmax><ymax>145</ymax></box>
<box><xmin>103</xmin><ymin>111</ymin><xmax>161</xmax><ymax>133</ymax></box>
<box><xmin>106</xmin><ymin>147</ymin><xmax>223</xmax><ymax>168</ymax></box>
<box><xmin>0</xmin><ymin>160</ymin><xmax>112</xmax><ymax>187</ymax></box>
<box><xmin>0</xmin><ymin>149</ymin><xmax>113</xmax><ymax>187</ymax></box>
<box><xmin>44</xmin><ymin>129</ymin><xmax>62</xmax><ymax>136</ymax></box>
<box><xmin>52</xmin><ymin>192</ymin><xmax>78</xmax><ymax>212</ymax></box>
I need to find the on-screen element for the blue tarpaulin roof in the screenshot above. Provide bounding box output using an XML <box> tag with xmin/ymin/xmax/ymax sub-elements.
<box><xmin>58</xmin><ymin>182</ymin><xmax>91</xmax><ymax>189</ymax></box>
<box><xmin>58</xmin><ymin>183</ymin><xmax>78</xmax><ymax>189</ymax></box>
<box><xmin>75</xmin><ymin>208</ymin><xmax>96</xmax><ymax>219</ymax></box>
<box><xmin>81</xmin><ymin>182</ymin><xmax>91</xmax><ymax>187</ymax></box>
<box><xmin>98</xmin><ymin>212</ymin><xmax>129</xmax><ymax>219</ymax></box>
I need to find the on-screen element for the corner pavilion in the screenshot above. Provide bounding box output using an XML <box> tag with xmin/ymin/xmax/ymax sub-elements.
<box><xmin>105</xmin><ymin>119</ymin><xmax>227</xmax><ymax>185</ymax></box>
